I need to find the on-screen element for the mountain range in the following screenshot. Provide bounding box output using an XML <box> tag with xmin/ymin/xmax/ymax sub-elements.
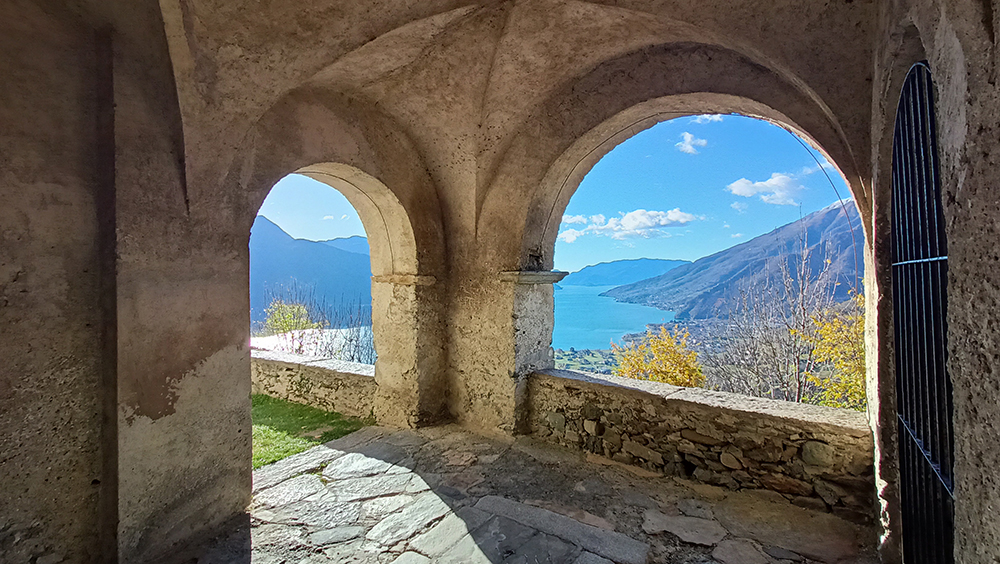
<box><xmin>319</xmin><ymin>235</ymin><xmax>370</xmax><ymax>256</ymax></box>
<box><xmin>560</xmin><ymin>258</ymin><xmax>690</xmax><ymax>286</ymax></box>
<box><xmin>250</xmin><ymin>203</ymin><xmax>861</xmax><ymax>325</ymax></box>
<box><xmin>250</xmin><ymin>216</ymin><xmax>372</xmax><ymax>325</ymax></box>
<box><xmin>602</xmin><ymin>203</ymin><xmax>862</xmax><ymax>319</ymax></box>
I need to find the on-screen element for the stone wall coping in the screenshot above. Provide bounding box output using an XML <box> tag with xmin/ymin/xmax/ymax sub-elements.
<box><xmin>533</xmin><ymin>369</ymin><xmax>870</xmax><ymax>437</ymax></box>
<box><xmin>251</xmin><ymin>348</ymin><xmax>375</xmax><ymax>377</ymax></box>
<box><xmin>499</xmin><ymin>270</ymin><xmax>569</xmax><ymax>284</ymax></box>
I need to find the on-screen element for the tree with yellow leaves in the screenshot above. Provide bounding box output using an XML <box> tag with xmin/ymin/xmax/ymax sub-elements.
<box><xmin>804</xmin><ymin>293</ymin><xmax>866</xmax><ymax>411</ymax></box>
<box><xmin>612</xmin><ymin>327</ymin><xmax>705</xmax><ymax>387</ymax></box>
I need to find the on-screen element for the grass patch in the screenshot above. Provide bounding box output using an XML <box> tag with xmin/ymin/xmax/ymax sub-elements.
<box><xmin>251</xmin><ymin>394</ymin><xmax>371</xmax><ymax>469</ymax></box>
<box><xmin>554</xmin><ymin>348</ymin><xmax>616</xmax><ymax>374</ymax></box>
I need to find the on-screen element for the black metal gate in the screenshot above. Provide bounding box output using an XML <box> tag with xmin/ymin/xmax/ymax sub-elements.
<box><xmin>891</xmin><ymin>62</ymin><xmax>954</xmax><ymax>564</ymax></box>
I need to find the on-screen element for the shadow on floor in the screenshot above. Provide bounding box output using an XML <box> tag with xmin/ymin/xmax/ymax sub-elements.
<box><xmin>205</xmin><ymin>425</ymin><xmax>877</xmax><ymax>564</ymax></box>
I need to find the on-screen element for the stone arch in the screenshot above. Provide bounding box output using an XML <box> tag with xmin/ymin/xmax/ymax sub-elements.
<box><xmin>230</xmin><ymin>86</ymin><xmax>449</xmax><ymax>426</ymax></box>
<box><xmin>294</xmin><ymin>163</ymin><xmax>417</xmax><ymax>279</ymax></box>
<box><xmin>532</xmin><ymin>96</ymin><xmax>862</xmax><ymax>272</ymax></box>
<box><xmin>477</xmin><ymin>42</ymin><xmax>871</xmax><ymax>273</ymax></box>
<box><xmin>467</xmin><ymin>40</ymin><xmax>871</xmax><ymax>430</ymax></box>
<box><xmin>235</xmin><ymin>86</ymin><xmax>446</xmax><ymax>279</ymax></box>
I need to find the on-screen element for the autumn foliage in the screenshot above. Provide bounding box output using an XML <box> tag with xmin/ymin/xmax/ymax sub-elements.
<box><xmin>612</xmin><ymin>327</ymin><xmax>705</xmax><ymax>387</ymax></box>
<box><xmin>804</xmin><ymin>293</ymin><xmax>867</xmax><ymax>411</ymax></box>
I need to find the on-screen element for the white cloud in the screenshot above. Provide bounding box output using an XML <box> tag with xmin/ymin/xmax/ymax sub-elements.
<box><xmin>731</xmin><ymin>233</ymin><xmax>744</xmax><ymax>239</ymax></box>
<box><xmin>557</xmin><ymin>228</ymin><xmax>585</xmax><ymax>243</ymax></box>
<box><xmin>588</xmin><ymin>208</ymin><xmax>698</xmax><ymax>240</ymax></box>
<box><xmin>675</xmin><ymin>132</ymin><xmax>708</xmax><ymax>154</ymax></box>
<box><xmin>322</xmin><ymin>215</ymin><xmax>336</xmax><ymax>220</ymax></box>
<box><xmin>562</xmin><ymin>214</ymin><xmax>587</xmax><ymax>224</ymax></box>
<box><xmin>341</xmin><ymin>214</ymin><xmax>349</xmax><ymax>220</ymax></box>
<box><xmin>801</xmin><ymin>161</ymin><xmax>836</xmax><ymax>176</ymax></box>
<box><xmin>690</xmin><ymin>114</ymin><xmax>724</xmax><ymax>124</ymax></box>
<box><xmin>556</xmin><ymin>208</ymin><xmax>700</xmax><ymax>242</ymax></box>
<box><xmin>726</xmin><ymin>172</ymin><xmax>803</xmax><ymax>206</ymax></box>
<box><xmin>723</xmin><ymin>222</ymin><xmax>731</xmax><ymax>229</ymax></box>
<box><xmin>730</xmin><ymin>201</ymin><xmax>748</xmax><ymax>213</ymax></box>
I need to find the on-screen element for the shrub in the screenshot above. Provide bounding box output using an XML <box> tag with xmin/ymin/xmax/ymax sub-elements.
<box><xmin>264</xmin><ymin>300</ymin><xmax>322</xmax><ymax>335</ymax></box>
<box><xmin>612</xmin><ymin>327</ymin><xmax>705</xmax><ymax>387</ymax></box>
<box><xmin>257</xmin><ymin>282</ymin><xmax>376</xmax><ymax>364</ymax></box>
<box><xmin>263</xmin><ymin>299</ymin><xmax>323</xmax><ymax>355</ymax></box>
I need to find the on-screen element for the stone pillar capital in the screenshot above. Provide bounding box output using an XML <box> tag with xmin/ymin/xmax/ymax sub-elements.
<box><xmin>498</xmin><ymin>270</ymin><xmax>568</xmax><ymax>284</ymax></box>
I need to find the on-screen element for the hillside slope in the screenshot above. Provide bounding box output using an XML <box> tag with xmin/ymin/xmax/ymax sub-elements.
<box><xmin>603</xmin><ymin>203</ymin><xmax>862</xmax><ymax>319</ymax></box>
<box><xmin>250</xmin><ymin>216</ymin><xmax>372</xmax><ymax>324</ymax></box>
<box><xmin>561</xmin><ymin>258</ymin><xmax>691</xmax><ymax>286</ymax></box>
<box><xmin>320</xmin><ymin>235</ymin><xmax>370</xmax><ymax>255</ymax></box>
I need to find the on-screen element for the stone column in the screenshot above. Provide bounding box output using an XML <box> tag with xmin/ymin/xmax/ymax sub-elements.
<box><xmin>499</xmin><ymin>271</ymin><xmax>568</xmax><ymax>434</ymax></box>
<box><xmin>370</xmin><ymin>274</ymin><xmax>445</xmax><ymax>428</ymax></box>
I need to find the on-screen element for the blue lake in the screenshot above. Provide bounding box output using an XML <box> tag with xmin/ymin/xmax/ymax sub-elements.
<box><xmin>553</xmin><ymin>285</ymin><xmax>674</xmax><ymax>350</ymax></box>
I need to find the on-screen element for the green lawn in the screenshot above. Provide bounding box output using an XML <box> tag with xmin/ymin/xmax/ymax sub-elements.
<box><xmin>251</xmin><ymin>394</ymin><xmax>371</xmax><ymax>469</ymax></box>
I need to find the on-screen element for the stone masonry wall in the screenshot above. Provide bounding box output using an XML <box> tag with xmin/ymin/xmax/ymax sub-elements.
<box><xmin>251</xmin><ymin>350</ymin><xmax>377</xmax><ymax>419</ymax></box>
<box><xmin>528</xmin><ymin>370</ymin><xmax>875</xmax><ymax>524</ymax></box>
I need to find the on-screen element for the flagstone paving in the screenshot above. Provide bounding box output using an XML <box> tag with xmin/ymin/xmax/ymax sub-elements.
<box><xmin>249</xmin><ymin>426</ymin><xmax>878</xmax><ymax>564</ymax></box>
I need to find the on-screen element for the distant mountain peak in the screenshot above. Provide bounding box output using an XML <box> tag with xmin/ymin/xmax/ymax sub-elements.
<box><xmin>319</xmin><ymin>235</ymin><xmax>369</xmax><ymax>256</ymax></box>
<box><xmin>252</xmin><ymin>215</ymin><xmax>370</xmax><ymax>256</ymax></box>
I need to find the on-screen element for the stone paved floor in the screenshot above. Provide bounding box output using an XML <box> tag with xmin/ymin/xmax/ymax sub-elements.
<box><xmin>248</xmin><ymin>426</ymin><xmax>878</xmax><ymax>564</ymax></box>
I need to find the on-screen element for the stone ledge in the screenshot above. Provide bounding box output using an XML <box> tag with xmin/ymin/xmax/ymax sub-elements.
<box><xmin>535</xmin><ymin>369</ymin><xmax>869</xmax><ymax>436</ymax></box>
<box><xmin>251</xmin><ymin>350</ymin><xmax>377</xmax><ymax>418</ymax></box>
<box><xmin>251</xmin><ymin>348</ymin><xmax>375</xmax><ymax>377</ymax></box>
<box><xmin>498</xmin><ymin>270</ymin><xmax>569</xmax><ymax>284</ymax></box>
<box><xmin>527</xmin><ymin>369</ymin><xmax>876</xmax><ymax>522</ymax></box>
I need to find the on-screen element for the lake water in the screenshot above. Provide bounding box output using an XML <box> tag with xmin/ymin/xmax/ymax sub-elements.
<box><xmin>553</xmin><ymin>285</ymin><xmax>674</xmax><ymax>350</ymax></box>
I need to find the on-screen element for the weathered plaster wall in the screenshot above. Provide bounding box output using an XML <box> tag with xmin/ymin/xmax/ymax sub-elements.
<box><xmin>251</xmin><ymin>351</ymin><xmax>376</xmax><ymax>419</ymax></box>
<box><xmin>0</xmin><ymin>2</ymin><xmax>108</xmax><ymax>562</ymax></box>
<box><xmin>528</xmin><ymin>371</ymin><xmax>876</xmax><ymax>526</ymax></box>
<box><xmin>871</xmin><ymin>1</ymin><xmax>1000</xmax><ymax>562</ymax></box>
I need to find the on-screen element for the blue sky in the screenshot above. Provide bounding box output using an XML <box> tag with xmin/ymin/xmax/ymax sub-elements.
<box><xmin>257</xmin><ymin>115</ymin><xmax>852</xmax><ymax>271</ymax></box>
<box><xmin>257</xmin><ymin>175</ymin><xmax>368</xmax><ymax>241</ymax></box>
<box><xmin>554</xmin><ymin>115</ymin><xmax>850</xmax><ymax>272</ymax></box>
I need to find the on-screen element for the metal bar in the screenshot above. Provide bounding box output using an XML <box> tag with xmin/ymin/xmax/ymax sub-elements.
<box><xmin>892</xmin><ymin>62</ymin><xmax>954</xmax><ymax>564</ymax></box>
<box><xmin>899</xmin><ymin>412</ymin><xmax>955</xmax><ymax>497</ymax></box>
<box><xmin>919</xmin><ymin>64</ymin><xmax>946</xmax><ymax>257</ymax></box>
<box><xmin>892</xmin><ymin>256</ymin><xmax>948</xmax><ymax>267</ymax></box>
<box><xmin>937</xmin><ymin>261</ymin><xmax>954</xmax><ymax>482</ymax></box>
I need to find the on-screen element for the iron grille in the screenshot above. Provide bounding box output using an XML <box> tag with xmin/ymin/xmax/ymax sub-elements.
<box><xmin>891</xmin><ymin>61</ymin><xmax>955</xmax><ymax>564</ymax></box>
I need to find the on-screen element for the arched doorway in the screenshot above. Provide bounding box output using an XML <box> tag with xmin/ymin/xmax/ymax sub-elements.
<box><xmin>251</xmin><ymin>173</ymin><xmax>375</xmax><ymax>363</ymax></box>
<box><xmin>549</xmin><ymin>113</ymin><xmax>864</xmax><ymax>410</ymax></box>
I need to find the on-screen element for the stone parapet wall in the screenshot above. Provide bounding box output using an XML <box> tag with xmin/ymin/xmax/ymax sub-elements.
<box><xmin>251</xmin><ymin>349</ymin><xmax>377</xmax><ymax>419</ymax></box>
<box><xmin>527</xmin><ymin>370</ymin><xmax>875</xmax><ymax>523</ymax></box>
